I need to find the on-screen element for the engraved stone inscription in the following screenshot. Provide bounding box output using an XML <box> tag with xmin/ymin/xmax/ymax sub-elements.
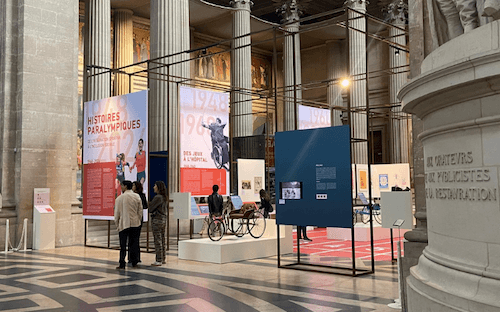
<box><xmin>425</xmin><ymin>151</ymin><xmax>498</xmax><ymax>201</ymax></box>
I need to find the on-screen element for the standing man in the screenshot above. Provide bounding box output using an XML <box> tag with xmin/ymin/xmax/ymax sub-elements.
<box><xmin>130</xmin><ymin>139</ymin><xmax>146</xmax><ymax>186</ymax></box>
<box><xmin>114</xmin><ymin>180</ymin><xmax>143</xmax><ymax>269</ymax></box>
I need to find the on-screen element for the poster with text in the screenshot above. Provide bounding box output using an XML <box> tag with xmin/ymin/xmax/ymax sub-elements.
<box><xmin>83</xmin><ymin>91</ymin><xmax>148</xmax><ymax>219</ymax></box>
<box><xmin>179</xmin><ymin>86</ymin><xmax>230</xmax><ymax>196</ymax></box>
<box><xmin>298</xmin><ymin>105</ymin><xmax>331</xmax><ymax>130</ymax></box>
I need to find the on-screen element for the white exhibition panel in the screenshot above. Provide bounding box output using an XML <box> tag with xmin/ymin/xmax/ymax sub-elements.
<box><xmin>33</xmin><ymin>205</ymin><xmax>55</xmax><ymax>250</ymax></box>
<box><xmin>371</xmin><ymin>164</ymin><xmax>411</xmax><ymax>198</ymax></box>
<box><xmin>179</xmin><ymin>219</ymin><xmax>292</xmax><ymax>264</ymax></box>
<box><xmin>380</xmin><ymin>192</ymin><xmax>413</xmax><ymax>229</ymax></box>
<box><xmin>354</xmin><ymin>163</ymin><xmax>410</xmax><ymax>198</ymax></box>
<box><xmin>326</xmin><ymin>224</ymin><xmax>408</xmax><ymax>241</ymax></box>
<box><xmin>172</xmin><ymin>192</ymin><xmax>191</xmax><ymax>220</ymax></box>
<box><xmin>298</xmin><ymin>105</ymin><xmax>331</xmax><ymax>130</ymax></box>
<box><xmin>237</xmin><ymin>159</ymin><xmax>265</xmax><ymax>202</ymax></box>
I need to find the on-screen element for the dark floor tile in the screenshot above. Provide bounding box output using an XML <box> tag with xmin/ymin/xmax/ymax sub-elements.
<box><xmin>42</xmin><ymin>273</ymin><xmax>101</xmax><ymax>284</ymax></box>
<box><xmin>0</xmin><ymin>267</ymin><xmax>40</xmax><ymax>275</ymax></box>
<box><xmin>0</xmin><ymin>298</ymin><xmax>38</xmax><ymax>311</ymax></box>
<box><xmin>89</xmin><ymin>284</ymin><xmax>156</xmax><ymax>299</ymax></box>
<box><xmin>125</xmin><ymin>304</ymin><xmax>198</xmax><ymax>312</ymax></box>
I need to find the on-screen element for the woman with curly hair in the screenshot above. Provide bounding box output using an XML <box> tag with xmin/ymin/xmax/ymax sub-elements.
<box><xmin>149</xmin><ymin>181</ymin><xmax>167</xmax><ymax>266</ymax></box>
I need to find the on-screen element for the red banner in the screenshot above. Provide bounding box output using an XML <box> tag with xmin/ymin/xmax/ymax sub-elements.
<box><xmin>180</xmin><ymin>168</ymin><xmax>227</xmax><ymax>196</ymax></box>
<box><xmin>83</xmin><ymin>162</ymin><xmax>116</xmax><ymax>218</ymax></box>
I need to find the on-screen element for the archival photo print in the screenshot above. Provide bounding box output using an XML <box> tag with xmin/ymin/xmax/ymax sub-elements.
<box><xmin>281</xmin><ymin>181</ymin><xmax>302</xmax><ymax>200</ymax></box>
<box><xmin>254</xmin><ymin>176</ymin><xmax>262</xmax><ymax>193</ymax></box>
<box><xmin>242</xmin><ymin>180</ymin><xmax>251</xmax><ymax>190</ymax></box>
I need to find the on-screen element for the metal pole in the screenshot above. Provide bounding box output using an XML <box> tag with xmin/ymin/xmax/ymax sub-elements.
<box><xmin>297</xmin><ymin>226</ymin><xmax>301</xmax><ymax>264</ymax></box>
<box><xmin>129</xmin><ymin>74</ymin><xmax>132</xmax><ymax>94</ymax></box>
<box><xmin>273</xmin><ymin>28</ymin><xmax>279</xmax><ymax>134</ymax></box>
<box><xmin>107</xmin><ymin>220</ymin><xmax>111</xmax><ymax>248</ymax></box>
<box><xmin>266</xmin><ymin>97</ymin><xmax>270</xmax><ymax>192</ymax></box>
<box><xmin>84</xmin><ymin>219</ymin><xmax>87</xmax><ymax>247</ymax></box>
<box><xmin>166</xmin><ymin>65</ymin><xmax>170</xmax><ymax>251</ymax></box>
<box><xmin>365</xmin><ymin>14</ymin><xmax>375</xmax><ymax>273</ymax></box>
<box><xmin>346</xmin><ymin>7</ymin><xmax>356</xmax><ymax>276</ymax></box>
<box><xmin>277</xmin><ymin>223</ymin><xmax>281</xmax><ymax>267</ymax></box>
<box><xmin>292</xmin><ymin>31</ymin><xmax>298</xmax><ymax>130</ymax></box>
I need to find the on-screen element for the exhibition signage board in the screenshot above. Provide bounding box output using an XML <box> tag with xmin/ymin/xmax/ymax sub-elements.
<box><xmin>82</xmin><ymin>91</ymin><xmax>148</xmax><ymax>220</ymax></box>
<box><xmin>275</xmin><ymin>126</ymin><xmax>352</xmax><ymax>228</ymax></box>
<box><xmin>179</xmin><ymin>86</ymin><xmax>230</xmax><ymax>196</ymax></box>
<box><xmin>380</xmin><ymin>192</ymin><xmax>413</xmax><ymax>230</ymax></box>
<box><xmin>298</xmin><ymin>105</ymin><xmax>331</xmax><ymax>130</ymax></box>
<box><xmin>237</xmin><ymin>159</ymin><xmax>265</xmax><ymax>202</ymax></box>
<box><xmin>355</xmin><ymin>163</ymin><xmax>410</xmax><ymax>198</ymax></box>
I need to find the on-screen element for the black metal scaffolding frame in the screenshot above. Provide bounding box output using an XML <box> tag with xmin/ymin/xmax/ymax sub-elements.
<box><xmin>83</xmin><ymin>5</ymin><xmax>410</xmax><ymax>275</ymax></box>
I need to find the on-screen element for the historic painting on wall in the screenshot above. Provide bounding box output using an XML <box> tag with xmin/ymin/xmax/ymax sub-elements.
<box><xmin>194</xmin><ymin>47</ymin><xmax>231</xmax><ymax>82</ymax></box>
<box><xmin>133</xmin><ymin>27</ymin><xmax>150</xmax><ymax>67</ymax></box>
<box><xmin>251</xmin><ymin>57</ymin><xmax>270</xmax><ymax>90</ymax></box>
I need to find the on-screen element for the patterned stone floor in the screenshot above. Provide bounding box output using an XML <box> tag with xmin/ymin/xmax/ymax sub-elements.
<box><xmin>0</xmin><ymin>246</ymin><xmax>400</xmax><ymax>311</ymax></box>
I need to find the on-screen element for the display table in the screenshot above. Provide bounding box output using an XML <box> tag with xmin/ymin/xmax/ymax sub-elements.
<box><xmin>178</xmin><ymin>219</ymin><xmax>292</xmax><ymax>264</ymax></box>
<box><xmin>326</xmin><ymin>223</ymin><xmax>407</xmax><ymax>241</ymax></box>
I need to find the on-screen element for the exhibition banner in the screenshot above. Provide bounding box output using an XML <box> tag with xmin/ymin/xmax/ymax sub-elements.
<box><xmin>179</xmin><ymin>86</ymin><xmax>230</xmax><ymax>196</ymax></box>
<box><xmin>83</xmin><ymin>91</ymin><xmax>148</xmax><ymax>219</ymax></box>
<box><xmin>298</xmin><ymin>105</ymin><xmax>331</xmax><ymax>130</ymax></box>
<box><xmin>275</xmin><ymin>126</ymin><xmax>352</xmax><ymax>228</ymax></box>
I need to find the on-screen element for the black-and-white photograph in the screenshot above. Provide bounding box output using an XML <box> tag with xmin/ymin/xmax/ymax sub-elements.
<box><xmin>281</xmin><ymin>181</ymin><xmax>302</xmax><ymax>200</ymax></box>
<box><xmin>242</xmin><ymin>180</ymin><xmax>251</xmax><ymax>190</ymax></box>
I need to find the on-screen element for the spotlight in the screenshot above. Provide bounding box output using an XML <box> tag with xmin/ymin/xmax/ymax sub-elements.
<box><xmin>341</xmin><ymin>79</ymin><xmax>350</xmax><ymax>87</ymax></box>
<box><xmin>395</xmin><ymin>49</ymin><xmax>400</xmax><ymax>55</ymax></box>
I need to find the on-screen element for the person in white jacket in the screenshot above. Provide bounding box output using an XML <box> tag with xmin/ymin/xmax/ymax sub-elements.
<box><xmin>114</xmin><ymin>180</ymin><xmax>143</xmax><ymax>269</ymax></box>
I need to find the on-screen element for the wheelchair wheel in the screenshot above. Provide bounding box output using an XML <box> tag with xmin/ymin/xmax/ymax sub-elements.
<box><xmin>373</xmin><ymin>212</ymin><xmax>382</xmax><ymax>225</ymax></box>
<box><xmin>228</xmin><ymin>218</ymin><xmax>245</xmax><ymax>237</ymax></box>
<box><xmin>208</xmin><ymin>218</ymin><xmax>225</xmax><ymax>241</ymax></box>
<box><xmin>248</xmin><ymin>210</ymin><xmax>266</xmax><ymax>238</ymax></box>
<box><xmin>212</xmin><ymin>145</ymin><xmax>223</xmax><ymax>169</ymax></box>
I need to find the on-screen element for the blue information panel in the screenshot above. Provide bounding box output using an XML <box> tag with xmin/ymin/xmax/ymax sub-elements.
<box><xmin>275</xmin><ymin>126</ymin><xmax>352</xmax><ymax>228</ymax></box>
<box><xmin>230</xmin><ymin>195</ymin><xmax>244</xmax><ymax>210</ymax></box>
<box><xmin>191</xmin><ymin>197</ymin><xmax>200</xmax><ymax>216</ymax></box>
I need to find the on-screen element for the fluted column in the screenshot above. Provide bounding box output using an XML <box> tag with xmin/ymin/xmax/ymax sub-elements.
<box><xmin>150</xmin><ymin>0</ymin><xmax>190</xmax><ymax>193</ymax></box>
<box><xmin>326</xmin><ymin>40</ymin><xmax>345</xmax><ymax>127</ymax></box>
<box><xmin>84</xmin><ymin>0</ymin><xmax>111</xmax><ymax>101</ymax></box>
<box><xmin>387</xmin><ymin>0</ymin><xmax>410</xmax><ymax>163</ymax></box>
<box><xmin>113</xmin><ymin>9</ymin><xmax>133</xmax><ymax>96</ymax></box>
<box><xmin>346</xmin><ymin>0</ymin><xmax>367</xmax><ymax>164</ymax></box>
<box><xmin>280</xmin><ymin>0</ymin><xmax>302</xmax><ymax>131</ymax></box>
<box><xmin>231</xmin><ymin>0</ymin><xmax>253</xmax><ymax>137</ymax></box>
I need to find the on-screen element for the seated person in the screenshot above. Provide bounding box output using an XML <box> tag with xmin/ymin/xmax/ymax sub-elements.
<box><xmin>207</xmin><ymin>185</ymin><xmax>223</xmax><ymax>217</ymax></box>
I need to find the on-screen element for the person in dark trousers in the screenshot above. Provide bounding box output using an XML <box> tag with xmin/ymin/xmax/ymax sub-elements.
<box><xmin>114</xmin><ymin>180</ymin><xmax>143</xmax><ymax>269</ymax></box>
<box><xmin>207</xmin><ymin>185</ymin><xmax>223</xmax><ymax>218</ymax></box>
<box><xmin>132</xmin><ymin>181</ymin><xmax>147</xmax><ymax>263</ymax></box>
<box><xmin>149</xmin><ymin>181</ymin><xmax>167</xmax><ymax>266</ymax></box>
<box><xmin>259</xmin><ymin>189</ymin><xmax>273</xmax><ymax>218</ymax></box>
<box><xmin>297</xmin><ymin>226</ymin><xmax>312</xmax><ymax>241</ymax></box>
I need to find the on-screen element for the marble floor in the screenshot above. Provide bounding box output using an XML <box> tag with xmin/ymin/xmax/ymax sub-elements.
<box><xmin>0</xmin><ymin>246</ymin><xmax>400</xmax><ymax>311</ymax></box>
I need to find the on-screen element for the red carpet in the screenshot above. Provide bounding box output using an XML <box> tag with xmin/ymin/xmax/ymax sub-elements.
<box><xmin>293</xmin><ymin>228</ymin><xmax>404</xmax><ymax>261</ymax></box>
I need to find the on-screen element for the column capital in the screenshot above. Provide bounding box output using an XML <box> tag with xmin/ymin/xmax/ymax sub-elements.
<box><xmin>384</xmin><ymin>0</ymin><xmax>407</xmax><ymax>25</ymax></box>
<box><xmin>344</xmin><ymin>0</ymin><xmax>368</xmax><ymax>11</ymax></box>
<box><xmin>231</xmin><ymin>0</ymin><xmax>252</xmax><ymax>10</ymax></box>
<box><xmin>278</xmin><ymin>0</ymin><xmax>302</xmax><ymax>23</ymax></box>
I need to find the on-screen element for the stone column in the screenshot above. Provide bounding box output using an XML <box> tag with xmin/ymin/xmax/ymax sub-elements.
<box><xmin>150</xmin><ymin>0</ymin><xmax>190</xmax><ymax>193</ymax></box>
<box><xmin>231</xmin><ymin>0</ymin><xmax>253</xmax><ymax>137</ymax></box>
<box><xmin>1</xmin><ymin>0</ymin><xmax>80</xmax><ymax>246</ymax></box>
<box><xmin>346</xmin><ymin>0</ymin><xmax>367</xmax><ymax>164</ymax></box>
<box><xmin>400</xmin><ymin>0</ymin><xmax>428</xmax><ymax>309</ymax></box>
<box><xmin>400</xmin><ymin>21</ymin><xmax>500</xmax><ymax>311</ymax></box>
<box><xmin>84</xmin><ymin>0</ymin><xmax>111</xmax><ymax>101</ymax></box>
<box><xmin>113</xmin><ymin>9</ymin><xmax>133</xmax><ymax>96</ymax></box>
<box><xmin>0</xmin><ymin>0</ymin><xmax>20</xmax><ymax>246</ymax></box>
<box><xmin>387</xmin><ymin>0</ymin><xmax>410</xmax><ymax>164</ymax></box>
<box><xmin>326</xmin><ymin>40</ymin><xmax>345</xmax><ymax>127</ymax></box>
<box><xmin>280</xmin><ymin>0</ymin><xmax>302</xmax><ymax>131</ymax></box>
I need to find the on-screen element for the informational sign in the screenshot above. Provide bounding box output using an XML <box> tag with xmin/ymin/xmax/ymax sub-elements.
<box><xmin>275</xmin><ymin>126</ymin><xmax>352</xmax><ymax>228</ymax></box>
<box><xmin>179</xmin><ymin>86</ymin><xmax>230</xmax><ymax>196</ymax></box>
<box><xmin>33</xmin><ymin>188</ymin><xmax>50</xmax><ymax>206</ymax></box>
<box><xmin>237</xmin><ymin>159</ymin><xmax>265</xmax><ymax>202</ymax></box>
<box><xmin>298</xmin><ymin>105</ymin><xmax>331</xmax><ymax>130</ymax></box>
<box><xmin>82</xmin><ymin>91</ymin><xmax>148</xmax><ymax>219</ymax></box>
